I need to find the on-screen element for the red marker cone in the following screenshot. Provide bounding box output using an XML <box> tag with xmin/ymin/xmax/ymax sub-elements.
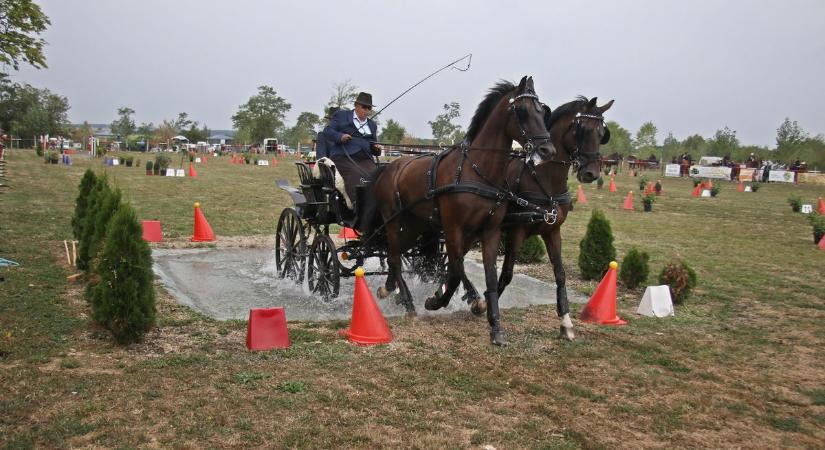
<box><xmin>188</xmin><ymin>163</ymin><xmax>197</xmax><ymax>178</ymax></box>
<box><xmin>623</xmin><ymin>191</ymin><xmax>634</xmax><ymax>210</ymax></box>
<box><xmin>818</xmin><ymin>197</ymin><xmax>825</xmax><ymax>215</ymax></box>
<box><xmin>246</xmin><ymin>307</ymin><xmax>290</xmax><ymax>350</ymax></box>
<box><xmin>141</xmin><ymin>220</ymin><xmax>162</xmax><ymax>242</ymax></box>
<box><xmin>338</xmin><ymin>227</ymin><xmax>358</xmax><ymax>239</ymax></box>
<box><xmin>692</xmin><ymin>184</ymin><xmax>702</xmax><ymax>197</ymax></box>
<box><xmin>579</xmin><ymin>261</ymin><xmax>626</xmax><ymax>325</ymax></box>
<box><xmin>737</xmin><ymin>180</ymin><xmax>745</xmax><ymax>192</ymax></box>
<box><xmin>343</xmin><ymin>267</ymin><xmax>393</xmax><ymax>345</ymax></box>
<box><xmin>707</xmin><ymin>179</ymin><xmax>713</xmax><ymax>189</ymax></box>
<box><xmin>576</xmin><ymin>185</ymin><xmax>588</xmax><ymax>205</ymax></box>
<box><xmin>819</xmin><ymin>235</ymin><xmax>825</xmax><ymax>251</ymax></box>
<box><xmin>191</xmin><ymin>202</ymin><xmax>216</xmax><ymax>242</ymax></box>
<box><xmin>231</xmin><ymin>154</ymin><xmax>236</xmax><ymax>164</ymax></box>
<box><xmin>608</xmin><ymin>176</ymin><xmax>617</xmax><ymax>193</ymax></box>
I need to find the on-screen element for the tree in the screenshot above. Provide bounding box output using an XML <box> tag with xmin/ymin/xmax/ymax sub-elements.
<box><xmin>110</xmin><ymin>107</ymin><xmax>135</xmax><ymax>149</ymax></box>
<box><xmin>231</xmin><ymin>85</ymin><xmax>291</xmax><ymax>144</ymax></box>
<box><xmin>327</xmin><ymin>79</ymin><xmax>358</xmax><ymax>110</ymax></box>
<box><xmin>284</xmin><ymin>111</ymin><xmax>322</xmax><ymax>146</ymax></box>
<box><xmin>380</xmin><ymin>118</ymin><xmax>406</xmax><ymax>144</ymax></box>
<box><xmin>633</xmin><ymin>121</ymin><xmax>657</xmax><ymax>154</ymax></box>
<box><xmin>661</xmin><ymin>132</ymin><xmax>681</xmax><ymax>162</ymax></box>
<box><xmin>173</xmin><ymin>112</ymin><xmax>193</xmax><ymax>133</ymax></box>
<box><xmin>600</xmin><ymin>120</ymin><xmax>632</xmax><ymax>156</ymax></box>
<box><xmin>0</xmin><ymin>0</ymin><xmax>50</xmax><ymax>73</ymax></box>
<box><xmin>776</xmin><ymin>117</ymin><xmax>808</xmax><ymax>151</ymax></box>
<box><xmin>682</xmin><ymin>134</ymin><xmax>707</xmax><ymax>156</ymax></box>
<box><xmin>71</xmin><ymin>121</ymin><xmax>93</xmax><ymax>145</ymax></box>
<box><xmin>182</xmin><ymin>123</ymin><xmax>208</xmax><ymax>143</ymax></box>
<box><xmin>153</xmin><ymin>120</ymin><xmax>176</xmax><ymax>148</ymax></box>
<box><xmin>707</xmin><ymin>126</ymin><xmax>739</xmax><ymax>156</ymax></box>
<box><xmin>1</xmin><ymin>82</ymin><xmax>69</xmax><ymax>137</ymax></box>
<box><xmin>429</xmin><ymin>102</ymin><xmax>464</xmax><ymax>144</ymax></box>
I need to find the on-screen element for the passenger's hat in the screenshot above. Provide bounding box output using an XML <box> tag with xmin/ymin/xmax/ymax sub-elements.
<box><xmin>354</xmin><ymin>92</ymin><xmax>375</xmax><ymax>108</ymax></box>
<box><xmin>325</xmin><ymin>106</ymin><xmax>340</xmax><ymax>120</ymax></box>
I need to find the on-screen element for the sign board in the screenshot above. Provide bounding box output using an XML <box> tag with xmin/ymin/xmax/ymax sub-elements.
<box><xmin>768</xmin><ymin>170</ymin><xmax>795</xmax><ymax>183</ymax></box>
<box><xmin>801</xmin><ymin>204</ymin><xmax>813</xmax><ymax>214</ymax></box>
<box><xmin>176</xmin><ymin>169</ymin><xmax>185</xmax><ymax>177</ymax></box>
<box><xmin>739</xmin><ymin>169</ymin><xmax>755</xmax><ymax>182</ymax></box>
<box><xmin>165</xmin><ymin>169</ymin><xmax>175</xmax><ymax>177</ymax></box>
<box><xmin>195</xmin><ymin>157</ymin><xmax>202</xmax><ymax>163</ymax></box>
<box><xmin>701</xmin><ymin>189</ymin><xmax>711</xmax><ymax>197</ymax></box>
<box><xmin>257</xmin><ymin>160</ymin><xmax>270</xmax><ymax>166</ymax></box>
<box><xmin>112</xmin><ymin>158</ymin><xmax>120</xmax><ymax>166</ymax></box>
<box><xmin>688</xmin><ymin>165</ymin><xmax>731</xmax><ymax>179</ymax></box>
<box><xmin>744</xmin><ymin>185</ymin><xmax>752</xmax><ymax>192</ymax></box>
<box><xmin>664</xmin><ymin>164</ymin><xmax>681</xmax><ymax>177</ymax></box>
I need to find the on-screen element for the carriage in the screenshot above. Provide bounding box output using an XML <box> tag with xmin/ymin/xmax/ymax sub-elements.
<box><xmin>274</xmin><ymin>160</ymin><xmax>445</xmax><ymax>301</ymax></box>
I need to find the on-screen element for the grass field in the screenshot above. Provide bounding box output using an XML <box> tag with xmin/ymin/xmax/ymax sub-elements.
<box><xmin>1</xmin><ymin>149</ymin><xmax>824</xmax><ymax>449</ymax></box>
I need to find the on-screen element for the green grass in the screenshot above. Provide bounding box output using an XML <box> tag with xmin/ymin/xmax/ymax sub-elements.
<box><xmin>2</xmin><ymin>149</ymin><xmax>825</xmax><ymax>448</ymax></box>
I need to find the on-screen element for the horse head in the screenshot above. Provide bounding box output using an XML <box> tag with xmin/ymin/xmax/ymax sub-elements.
<box><xmin>550</xmin><ymin>96</ymin><xmax>614</xmax><ymax>183</ymax></box>
<box><xmin>508</xmin><ymin>76</ymin><xmax>556</xmax><ymax>164</ymax></box>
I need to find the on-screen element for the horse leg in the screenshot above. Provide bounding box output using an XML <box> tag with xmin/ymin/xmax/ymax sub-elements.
<box><xmin>384</xmin><ymin>218</ymin><xmax>415</xmax><ymax>317</ymax></box>
<box><xmin>497</xmin><ymin>226</ymin><xmax>527</xmax><ymax>298</ymax></box>
<box><xmin>480</xmin><ymin>227</ymin><xmax>507</xmax><ymax>346</ymax></box>
<box><xmin>543</xmin><ymin>229</ymin><xmax>574</xmax><ymax>340</ymax></box>
<box><xmin>377</xmin><ymin>264</ymin><xmax>398</xmax><ymax>299</ymax></box>
<box><xmin>454</xmin><ymin>235</ymin><xmax>485</xmax><ymax>316</ymax></box>
<box><xmin>424</xmin><ymin>228</ymin><xmax>464</xmax><ymax>311</ymax></box>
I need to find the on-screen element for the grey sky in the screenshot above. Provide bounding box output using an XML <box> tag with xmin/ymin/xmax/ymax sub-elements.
<box><xmin>9</xmin><ymin>0</ymin><xmax>825</xmax><ymax>147</ymax></box>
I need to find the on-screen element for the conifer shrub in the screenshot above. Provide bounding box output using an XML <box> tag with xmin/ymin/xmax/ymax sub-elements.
<box><xmin>658</xmin><ymin>259</ymin><xmax>697</xmax><ymax>304</ymax></box>
<box><xmin>78</xmin><ymin>179</ymin><xmax>121</xmax><ymax>272</ymax></box>
<box><xmin>578</xmin><ymin>209</ymin><xmax>616</xmax><ymax>280</ymax></box>
<box><xmin>77</xmin><ymin>177</ymin><xmax>109</xmax><ymax>271</ymax></box>
<box><xmin>90</xmin><ymin>204</ymin><xmax>156</xmax><ymax>344</ymax></box>
<box><xmin>619</xmin><ymin>247</ymin><xmax>650</xmax><ymax>289</ymax></box>
<box><xmin>517</xmin><ymin>235</ymin><xmax>545</xmax><ymax>263</ymax></box>
<box><xmin>71</xmin><ymin>169</ymin><xmax>98</xmax><ymax>240</ymax></box>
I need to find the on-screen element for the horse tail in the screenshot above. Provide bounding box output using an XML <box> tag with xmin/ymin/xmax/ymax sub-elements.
<box><xmin>357</xmin><ymin>164</ymin><xmax>389</xmax><ymax>239</ymax></box>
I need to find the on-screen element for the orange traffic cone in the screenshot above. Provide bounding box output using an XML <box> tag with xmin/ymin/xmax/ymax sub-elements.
<box><xmin>576</xmin><ymin>185</ymin><xmax>587</xmax><ymax>205</ymax></box>
<box><xmin>737</xmin><ymin>180</ymin><xmax>744</xmax><ymax>192</ymax></box>
<box><xmin>623</xmin><ymin>191</ymin><xmax>634</xmax><ymax>210</ymax></box>
<box><xmin>692</xmin><ymin>184</ymin><xmax>702</xmax><ymax>197</ymax></box>
<box><xmin>188</xmin><ymin>164</ymin><xmax>197</xmax><ymax>178</ymax></box>
<box><xmin>343</xmin><ymin>267</ymin><xmax>393</xmax><ymax>345</ymax></box>
<box><xmin>191</xmin><ymin>202</ymin><xmax>216</xmax><ymax>242</ymax></box>
<box><xmin>819</xmin><ymin>235</ymin><xmax>825</xmax><ymax>251</ymax></box>
<box><xmin>338</xmin><ymin>227</ymin><xmax>358</xmax><ymax>239</ymax></box>
<box><xmin>608</xmin><ymin>176</ymin><xmax>617</xmax><ymax>193</ymax></box>
<box><xmin>271</xmin><ymin>158</ymin><xmax>278</xmax><ymax>167</ymax></box>
<box><xmin>818</xmin><ymin>197</ymin><xmax>825</xmax><ymax>215</ymax></box>
<box><xmin>579</xmin><ymin>261</ymin><xmax>626</xmax><ymax>325</ymax></box>
<box><xmin>231</xmin><ymin>154</ymin><xmax>236</xmax><ymax>164</ymax></box>
<box><xmin>246</xmin><ymin>307</ymin><xmax>290</xmax><ymax>350</ymax></box>
<box><xmin>707</xmin><ymin>179</ymin><xmax>713</xmax><ymax>189</ymax></box>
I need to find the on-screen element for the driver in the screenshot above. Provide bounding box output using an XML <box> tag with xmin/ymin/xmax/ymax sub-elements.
<box><xmin>323</xmin><ymin>92</ymin><xmax>383</xmax><ymax>204</ymax></box>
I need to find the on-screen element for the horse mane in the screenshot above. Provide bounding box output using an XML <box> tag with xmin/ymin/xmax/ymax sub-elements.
<box><xmin>548</xmin><ymin>95</ymin><xmax>590</xmax><ymax>128</ymax></box>
<box><xmin>464</xmin><ymin>80</ymin><xmax>516</xmax><ymax>144</ymax></box>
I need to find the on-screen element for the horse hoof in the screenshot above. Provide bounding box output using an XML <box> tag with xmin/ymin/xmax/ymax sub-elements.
<box><xmin>558</xmin><ymin>325</ymin><xmax>575</xmax><ymax>341</ymax></box>
<box><xmin>377</xmin><ymin>286</ymin><xmax>390</xmax><ymax>299</ymax></box>
<box><xmin>405</xmin><ymin>309</ymin><xmax>417</xmax><ymax>320</ymax></box>
<box><xmin>470</xmin><ymin>298</ymin><xmax>487</xmax><ymax>317</ymax></box>
<box><xmin>490</xmin><ymin>330</ymin><xmax>508</xmax><ymax>346</ymax></box>
<box><xmin>424</xmin><ymin>296</ymin><xmax>442</xmax><ymax>311</ymax></box>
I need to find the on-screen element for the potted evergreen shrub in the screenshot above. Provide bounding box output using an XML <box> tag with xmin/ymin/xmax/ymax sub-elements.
<box><xmin>788</xmin><ymin>194</ymin><xmax>802</xmax><ymax>213</ymax></box>
<box><xmin>642</xmin><ymin>193</ymin><xmax>655</xmax><ymax>212</ymax></box>
<box><xmin>619</xmin><ymin>247</ymin><xmax>650</xmax><ymax>289</ymax></box>
<box><xmin>638</xmin><ymin>176</ymin><xmax>649</xmax><ymax>192</ymax></box>
<box><xmin>125</xmin><ymin>156</ymin><xmax>133</xmax><ymax>167</ymax></box>
<box><xmin>710</xmin><ymin>185</ymin><xmax>720</xmax><ymax>197</ymax></box>
<box><xmin>145</xmin><ymin>160</ymin><xmax>153</xmax><ymax>175</ymax></box>
<box><xmin>810</xmin><ymin>213</ymin><xmax>825</xmax><ymax>244</ymax></box>
<box><xmin>691</xmin><ymin>177</ymin><xmax>701</xmax><ymax>187</ymax></box>
<box><xmin>597</xmin><ymin>176</ymin><xmax>604</xmax><ymax>189</ymax></box>
<box><xmin>750</xmin><ymin>182</ymin><xmax>761</xmax><ymax>192</ymax></box>
<box><xmin>578</xmin><ymin>209</ymin><xmax>616</xmax><ymax>280</ymax></box>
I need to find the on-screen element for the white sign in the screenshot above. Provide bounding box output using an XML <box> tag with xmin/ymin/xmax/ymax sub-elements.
<box><xmin>176</xmin><ymin>169</ymin><xmax>185</xmax><ymax>177</ymax></box>
<box><xmin>701</xmin><ymin>189</ymin><xmax>711</xmax><ymax>197</ymax></box>
<box><xmin>664</xmin><ymin>164</ymin><xmax>681</xmax><ymax>177</ymax></box>
<box><xmin>165</xmin><ymin>169</ymin><xmax>175</xmax><ymax>177</ymax></box>
<box><xmin>195</xmin><ymin>157</ymin><xmax>202</xmax><ymax>163</ymax></box>
<box><xmin>257</xmin><ymin>160</ymin><xmax>270</xmax><ymax>166</ymax></box>
<box><xmin>112</xmin><ymin>158</ymin><xmax>120</xmax><ymax>166</ymax></box>
<box><xmin>744</xmin><ymin>185</ymin><xmax>752</xmax><ymax>192</ymax></box>
<box><xmin>688</xmin><ymin>165</ymin><xmax>731</xmax><ymax>179</ymax></box>
<box><xmin>802</xmin><ymin>204</ymin><xmax>813</xmax><ymax>214</ymax></box>
<box><xmin>768</xmin><ymin>170</ymin><xmax>795</xmax><ymax>183</ymax></box>
<box><xmin>637</xmin><ymin>285</ymin><xmax>674</xmax><ymax>317</ymax></box>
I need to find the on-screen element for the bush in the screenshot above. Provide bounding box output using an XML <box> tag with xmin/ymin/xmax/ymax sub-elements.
<box><xmin>788</xmin><ymin>194</ymin><xmax>802</xmax><ymax>212</ymax></box>
<box><xmin>710</xmin><ymin>185</ymin><xmax>720</xmax><ymax>197</ymax></box>
<box><xmin>597</xmin><ymin>176</ymin><xmax>604</xmax><ymax>189</ymax></box>
<box><xmin>517</xmin><ymin>235</ymin><xmax>545</xmax><ymax>264</ymax></box>
<box><xmin>154</xmin><ymin>154</ymin><xmax>171</xmax><ymax>173</ymax></box>
<box><xmin>90</xmin><ymin>204</ymin><xmax>156</xmax><ymax>344</ymax></box>
<box><xmin>691</xmin><ymin>177</ymin><xmax>701</xmax><ymax>187</ymax></box>
<box><xmin>71</xmin><ymin>169</ymin><xmax>98</xmax><ymax>240</ymax></box>
<box><xmin>578</xmin><ymin>209</ymin><xmax>616</xmax><ymax>280</ymax></box>
<box><xmin>145</xmin><ymin>160</ymin><xmax>153</xmax><ymax>172</ymax></box>
<box><xmin>658</xmin><ymin>259</ymin><xmax>697</xmax><ymax>304</ymax></box>
<box><xmin>809</xmin><ymin>213</ymin><xmax>825</xmax><ymax>244</ymax></box>
<box><xmin>619</xmin><ymin>247</ymin><xmax>650</xmax><ymax>289</ymax></box>
<box><xmin>638</xmin><ymin>176</ymin><xmax>649</xmax><ymax>191</ymax></box>
<box><xmin>78</xmin><ymin>178</ymin><xmax>122</xmax><ymax>272</ymax></box>
<box><xmin>750</xmin><ymin>182</ymin><xmax>761</xmax><ymax>192</ymax></box>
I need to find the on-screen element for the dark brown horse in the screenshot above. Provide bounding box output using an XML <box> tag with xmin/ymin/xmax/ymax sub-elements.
<box><xmin>365</xmin><ymin>76</ymin><xmax>555</xmax><ymax>345</ymax></box>
<box><xmin>496</xmin><ymin>96</ymin><xmax>613</xmax><ymax>340</ymax></box>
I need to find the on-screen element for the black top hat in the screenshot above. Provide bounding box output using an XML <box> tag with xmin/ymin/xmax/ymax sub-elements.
<box><xmin>354</xmin><ymin>92</ymin><xmax>375</xmax><ymax>108</ymax></box>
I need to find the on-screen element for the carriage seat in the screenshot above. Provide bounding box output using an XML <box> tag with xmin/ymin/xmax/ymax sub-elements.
<box><xmin>311</xmin><ymin>158</ymin><xmax>354</xmax><ymax>209</ymax></box>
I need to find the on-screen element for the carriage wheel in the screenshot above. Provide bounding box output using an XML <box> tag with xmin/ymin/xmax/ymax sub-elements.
<box><xmin>307</xmin><ymin>234</ymin><xmax>340</xmax><ymax>301</ymax></box>
<box><xmin>275</xmin><ymin>208</ymin><xmax>306</xmax><ymax>282</ymax></box>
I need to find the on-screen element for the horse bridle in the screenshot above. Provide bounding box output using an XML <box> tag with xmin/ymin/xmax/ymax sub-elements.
<box><xmin>508</xmin><ymin>92</ymin><xmax>552</xmax><ymax>163</ymax></box>
<box><xmin>539</xmin><ymin>111</ymin><xmax>604</xmax><ymax>170</ymax></box>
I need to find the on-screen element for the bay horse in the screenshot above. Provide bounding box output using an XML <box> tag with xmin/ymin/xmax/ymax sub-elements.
<box><xmin>364</xmin><ymin>76</ymin><xmax>556</xmax><ymax>346</ymax></box>
<box><xmin>497</xmin><ymin>96</ymin><xmax>613</xmax><ymax>340</ymax></box>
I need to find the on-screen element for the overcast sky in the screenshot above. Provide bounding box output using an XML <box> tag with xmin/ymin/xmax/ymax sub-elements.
<box><xmin>8</xmin><ymin>0</ymin><xmax>825</xmax><ymax>147</ymax></box>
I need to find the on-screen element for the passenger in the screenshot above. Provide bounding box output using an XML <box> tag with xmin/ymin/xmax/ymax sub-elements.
<box><xmin>315</xmin><ymin>106</ymin><xmax>339</xmax><ymax>160</ymax></box>
<box><xmin>323</xmin><ymin>92</ymin><xmax>383</xmax><ymax>204</ymax></box>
